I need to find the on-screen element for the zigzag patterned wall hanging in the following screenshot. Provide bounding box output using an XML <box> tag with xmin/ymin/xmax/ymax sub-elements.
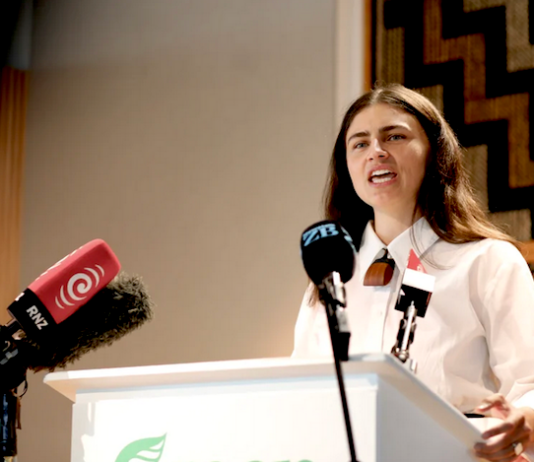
<box><xmin>374</xmin><ymin>0</ymin><xmax>534</xmax><ymax>240</ymax></box>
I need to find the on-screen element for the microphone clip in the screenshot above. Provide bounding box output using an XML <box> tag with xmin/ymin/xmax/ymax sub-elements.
<box><xmin>321</xmin><ymin>271</ymin><xmax>347</xmax><ymax>307</ymax></box>
<box><xmin>390</xmin><ymin>250</ymin><xmax>435</xmax><ymax>374</ymax></box>
<box><xmin>0</xmin><ymin>327</ymin><xmax>27</xmax><ymax>394</ymax></box>
<box><xmin>318</xmin><ymin>272</ymin><xmax>350</xmax><ymax>362</ymax></box>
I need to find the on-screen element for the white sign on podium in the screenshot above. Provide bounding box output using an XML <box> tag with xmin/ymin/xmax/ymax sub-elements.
<box><xmin>45</xmin><ymin>353</ymin><xmax>487</xmax><ymax>462</ymax></box>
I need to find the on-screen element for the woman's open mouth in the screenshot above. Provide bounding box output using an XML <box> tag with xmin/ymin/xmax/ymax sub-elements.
<box><xmin>369</xmin><ymin>169</ymin><xmax>397</xmax><ymax>184</ymax></box>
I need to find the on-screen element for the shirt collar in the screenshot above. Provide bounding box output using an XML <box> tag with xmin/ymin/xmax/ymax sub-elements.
<box><xmin>358</xmin><ymin>218</ymin><xmax>440</xmax><ymax>273</ymax></box>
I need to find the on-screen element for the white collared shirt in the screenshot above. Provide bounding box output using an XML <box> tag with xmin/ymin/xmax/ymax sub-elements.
<box><xmin>293</xmin><ymin>218</ymin><xmax>534</xmax><ymax>417</ymax></box>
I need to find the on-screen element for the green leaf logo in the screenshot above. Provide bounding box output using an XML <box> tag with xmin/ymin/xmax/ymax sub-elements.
<box><xmin>115</xmin><ymin>434</ymin><xmax>167</xmax><ymax>462</ymax></box>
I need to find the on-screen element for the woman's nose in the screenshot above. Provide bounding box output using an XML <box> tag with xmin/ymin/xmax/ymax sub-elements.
<box><xmin>368</xmin><ymin>138</ymin><xmax>389</xmax><ymax>160</ymax></box>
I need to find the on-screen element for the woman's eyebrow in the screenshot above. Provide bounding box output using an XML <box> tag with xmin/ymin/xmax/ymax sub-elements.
<box><xmin>380</xmin><ymin>124</ymin><xmax>409</xmax><ymax>133</ymax></box>
<box><xmin>346</xmin><ymin>124</ymin><xmax>410</xmax><ymax>143</ymax></box>
<box><xmin>346</xmin><ymin>130</ymin><xmax>369</xmax><ymax>143</ymax></box>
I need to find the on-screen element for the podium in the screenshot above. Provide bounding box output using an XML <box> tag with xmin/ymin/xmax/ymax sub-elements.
<box><xmin>45</xmin><ymin>353</ymin><xmax>486</xmax><ymax>462</ymax></box>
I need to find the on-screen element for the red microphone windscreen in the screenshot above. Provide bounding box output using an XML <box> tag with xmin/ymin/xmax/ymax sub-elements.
<box><xmin>8</xmin><ymin>239</ymin><xmax>121</xmax><ymax>338</ymax></box>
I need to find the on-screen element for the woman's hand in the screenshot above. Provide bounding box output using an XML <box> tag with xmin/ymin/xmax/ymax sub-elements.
<box><xmin>473</xmin><ymin>394</ymin><xmax>534</xmax><ymax>461</ymax></box>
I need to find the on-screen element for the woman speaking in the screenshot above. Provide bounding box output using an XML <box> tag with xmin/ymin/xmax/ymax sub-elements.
<box><xmin>293</xmin><ymin>84</ymin><xmax>534</xmax><ymax>462</ymax></box>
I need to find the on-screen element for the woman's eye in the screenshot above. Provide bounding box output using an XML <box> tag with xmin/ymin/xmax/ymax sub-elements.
<box><xmin>353</xmin><ymin>142</ymin><xmax>367</xmax><ymax>150</ymax></box>
<box><xmin>388</xmin><ymin>134</ymin><xmax>404</xmax><ymax>141</ymax></box>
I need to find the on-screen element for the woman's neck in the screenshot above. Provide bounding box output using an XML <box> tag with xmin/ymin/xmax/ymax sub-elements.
<box><xmin>373</xmin><ymin>209</ymin><xmax>421</xmax><ymax>245</ymax></box>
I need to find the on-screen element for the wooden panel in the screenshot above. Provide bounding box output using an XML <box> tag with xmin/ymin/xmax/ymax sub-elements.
<box><xmin>0</xmin><ymin>67</ymin><xmax>28</xmax><ymax>324</ymax></box>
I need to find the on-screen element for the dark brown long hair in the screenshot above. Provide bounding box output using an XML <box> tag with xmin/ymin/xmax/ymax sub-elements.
<box><xmin>325</xmin><ymin>83</ymin><xmax>515</xmax><ymax>250</ymax></box>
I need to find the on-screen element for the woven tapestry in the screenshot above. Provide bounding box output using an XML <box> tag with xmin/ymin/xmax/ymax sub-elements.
<box><xmin>373</xmin><ymin>0</ymin><xmax>534</xmax><ymax>240</ymax></box>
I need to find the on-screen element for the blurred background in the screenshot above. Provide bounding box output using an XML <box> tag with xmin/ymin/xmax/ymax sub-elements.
<box><xmin>1</xmin><ymin>0</ymin><xmax>534</xmax><ymax>460</ymax></box>
<box><xmin>0</xmin><ymin>0</ymin><xmax>366</xmax><ymax>460</ymax></box>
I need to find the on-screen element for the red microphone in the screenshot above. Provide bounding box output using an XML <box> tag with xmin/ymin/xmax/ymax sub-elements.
<box><xmin>0</xmin><ymin>241</ymin><xmax>151</xmax><ymax>461</ymax></box>
<box><xmin>6</xmin><ymin>239</ymin><xmax>120</xmax><ymax>339</ymax></box>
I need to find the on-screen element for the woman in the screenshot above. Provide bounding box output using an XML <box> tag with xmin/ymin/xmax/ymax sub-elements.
<box><xmin>292</xmin><ymin>84</ymin><xmax>534</xmax><ymax>462</ymax></box>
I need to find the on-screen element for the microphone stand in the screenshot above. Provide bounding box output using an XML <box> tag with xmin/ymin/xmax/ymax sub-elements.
<box><xmin>319</xmin><ymin>272</ymin><xmax>359</xmax><ymax>462</ymax></box>
<box><xmin>1</xmin><ymin>390</ymin><xmax>18</xmax><ymax>462</ymax></box>
<box><xmin>0</xmin><ymin>325</ymin><xmax>27</xmax><ymax>462</ymax></box>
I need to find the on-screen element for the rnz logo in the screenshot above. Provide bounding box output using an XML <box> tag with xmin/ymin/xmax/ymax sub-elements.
<box><xmin>26</xmin><ymin>305</ymin><xmax>48</xmax><ymax>330</ymax></box>
<box><xmin>302</xmin><ymin>223</ymin><xmax>340</xmax><ymax>247</ymax></box>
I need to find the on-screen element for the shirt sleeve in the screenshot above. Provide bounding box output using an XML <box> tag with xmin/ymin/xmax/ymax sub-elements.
<box><xmin>477</xmin><ymin>243</ymin><xmax>534</xmax><ymax>403</ymax></box>
<box><xmin>291</xmin><ymin>284</ymin><xmax>330</xmax><ymax>358</ymax></box>
<box><xmin>474</xmin><ymin>243</ymin><xmax>534</xmax><ymax>461</ymax></box>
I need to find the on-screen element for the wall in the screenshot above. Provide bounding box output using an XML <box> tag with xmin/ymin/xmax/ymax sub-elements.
<box><xmin>20</xmin><ymin>0</ymin><xmax>340</xmax><ymax>460</ymax></box>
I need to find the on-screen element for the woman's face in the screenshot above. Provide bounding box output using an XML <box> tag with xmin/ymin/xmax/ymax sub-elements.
<box><xmin>345</xmin><ymin>103</ymin><xmax>430</xmax><ymax>218</ymax></box>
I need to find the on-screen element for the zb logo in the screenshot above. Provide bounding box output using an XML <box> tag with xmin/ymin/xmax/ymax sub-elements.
<box><xmin>302</xmin><ymin>223</ymin><xmax>339</xmax><ymax>247</ymax></box>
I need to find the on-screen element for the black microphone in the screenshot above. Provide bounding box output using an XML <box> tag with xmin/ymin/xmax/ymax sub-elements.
<box><xmin>300</xmin><ymin>220</ymin><xmax>356</xmax><ymax>355</ymax></box>
<box><xmin>300</xmin><ymin>220</ymin><xmax>356</xmax><ymax>287</ymax></box>
<box><xmin>300</xmin><ymin>220</ymin><xmax>360</xmax><ymax>462</ymax></box>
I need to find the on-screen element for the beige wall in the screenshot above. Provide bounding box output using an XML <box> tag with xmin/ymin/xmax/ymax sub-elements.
<box><xmin>19</xmin><ymin>0</ymin><xmax>339</xmax><ymax>460</ymax></box>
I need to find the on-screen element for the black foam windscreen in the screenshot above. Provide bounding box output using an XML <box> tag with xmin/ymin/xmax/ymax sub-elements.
<box><xmin>300</xmin><ymin>220</ymin><xmax>356</xmax><ymax>285</ymax></box>
<box><xmin>18</xmin><ymin>272</ymin><xmax>154</xmax><ymax>372</ymax></box>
